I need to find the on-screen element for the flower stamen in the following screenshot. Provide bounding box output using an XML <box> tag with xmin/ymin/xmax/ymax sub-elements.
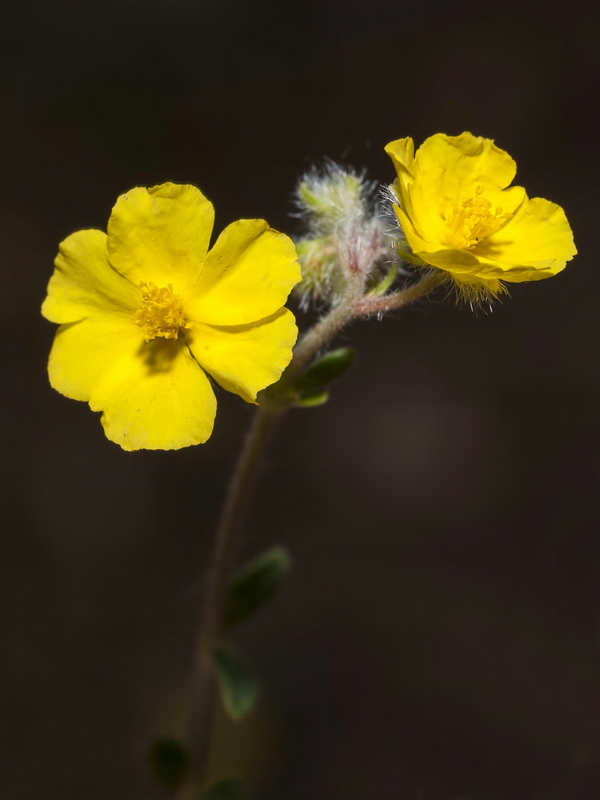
<box><xmin>132</xmin><ymin>281</ymin><xmax>189</xmax><ymax>341</ymax></box>
<box><xmin>444</xmin><ymin>185</ymin><xmax>510</xmax><ymax>250</ymax></box>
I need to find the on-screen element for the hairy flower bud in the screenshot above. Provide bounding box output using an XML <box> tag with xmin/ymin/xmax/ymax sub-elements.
<box><xmin>296</xmin><ymin>166</ymin><xmax>365</xmax><ymax>235</ymax></box>
<box><xmin>294</xmin><ymin>163</ymin><xmax>397</xmax><ymax>309</ymax></box>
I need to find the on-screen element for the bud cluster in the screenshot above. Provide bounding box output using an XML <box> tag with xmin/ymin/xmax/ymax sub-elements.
<box><xmin>294</xmin><ymin>163</ymin><xmax>397</xmax><ymax>309</ymax></box>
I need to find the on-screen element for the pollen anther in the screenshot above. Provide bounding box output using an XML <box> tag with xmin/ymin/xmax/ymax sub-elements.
<box><xmin>445</xmin><ymin>186</ymin><xmax>510</xmax><ymax>250</ymax></box>
<box><xmin>132</xmin><ymin>281</ymin><xmax>189</xmax><ymax>341</ymax></box>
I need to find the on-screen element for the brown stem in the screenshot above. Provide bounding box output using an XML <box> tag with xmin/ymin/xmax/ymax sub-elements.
<box><xmin>354</xmin><ymin>271</ymin><xmax>440</xmax><ymax>316</ymax></box>
<box><xmin>181</xmin><ymin>292</ymin><xmax>359</xmax><ymax>794</ymax></box>
<box><xmin>184</xmin><ymin>403</ymin><xmax>281</xmax><ymax>795</ymax></box>
<box><xmin>181</xmin><ymin>271</ymin><xmax>437</xmax><ymax>795</ymax></box>
<box><xmin>280</xmin><ymin>297</ymin><xmax>358</xmax><ymax>388</ymax></box>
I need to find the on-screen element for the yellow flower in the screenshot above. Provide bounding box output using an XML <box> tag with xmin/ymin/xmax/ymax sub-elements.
<box><xmin>42</xmin><ymin>183</ymin><xmax>301</xmax><ymax>451</ymax></box>
<box><xmin>385</xmin><ymin>132</ymin><xmax>576</xmax><ymax>299</ymax></box>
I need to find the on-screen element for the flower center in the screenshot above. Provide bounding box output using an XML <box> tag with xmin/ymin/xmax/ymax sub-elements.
<box><xmin>132</xmin><ymin>282</ymin><xmax>189</xmax><ymax>341</ymax></box>
<box><xmin>444</xmin><ymin>186</ymin><xmax>510</xmax><ymax>250</ymax></box>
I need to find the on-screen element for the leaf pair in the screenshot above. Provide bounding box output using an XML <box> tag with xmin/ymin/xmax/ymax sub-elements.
<box><xmin>150</xmin><ymin>550</ymin><xmax>291</xmax><ymax>791</ymax></box>
<box><xmin>213</xmin><ymin>546</ymin><xmax>291</xmax><ymax>720</ymax></box>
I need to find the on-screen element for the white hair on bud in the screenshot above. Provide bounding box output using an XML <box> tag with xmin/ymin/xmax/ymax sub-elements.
<box><xmin>292</xmin><ymin>163</ymin><xmax>406</xmax><ymax>311</ymax></box>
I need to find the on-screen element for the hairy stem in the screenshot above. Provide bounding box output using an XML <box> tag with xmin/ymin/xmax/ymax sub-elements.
<box><xmin>279</xmin><ymin>294</ymin><xmax>359</xmax><ymax>389</ymax></box>
<box><xmin>354</xmin><ymin>271</ymin><xmax>440</xmax><ymax>316</ymax></box>
<box><xmin>182</xmin><ymin>291</ymin><xmax>359</xmax><ymax>793</ymax></box>
<box><xmin>183</xmin><ymin>273</ymin><xmax>436</xmax><ymax>794</ymax></box>
<box><xmin>184</xmin><ymin>403</ymin><xmax>281</xmax><ymax>795</ymax></box>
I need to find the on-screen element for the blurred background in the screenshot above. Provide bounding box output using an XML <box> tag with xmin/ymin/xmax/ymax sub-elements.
<box><xmin>1</xmin><ymin>0</ymin><xmax>599</xmax><ymax>798</ymax></box>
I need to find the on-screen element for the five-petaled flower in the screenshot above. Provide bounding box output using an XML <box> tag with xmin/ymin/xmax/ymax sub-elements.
<box><xmin>385</xmin><ymin>132</ymin><xmax>576</xmax><ymax>299</ymax></box>
<box><xmin>42</xmin><ymin>183</ymin><xmax>301</xmax><ymax>451</ymax></box>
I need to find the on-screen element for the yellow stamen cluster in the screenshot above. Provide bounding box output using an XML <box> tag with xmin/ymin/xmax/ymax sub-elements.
<box><xmin>132</xmin><ymin>281</ymin><xmax>189</xmax><ymax>341</ymax></box>
<box><xmin>445</xmin><ymin>186</ymin><xmax>509</xmax><ymax>250</ymax></box>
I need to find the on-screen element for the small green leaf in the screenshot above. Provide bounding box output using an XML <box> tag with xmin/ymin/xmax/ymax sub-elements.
<box><xmin>294</xmin><ymin>390</ymin><xmax>329</xmax><ymax>407</ymax></box>
<box><xmin>225</xmin><ymin>547</ymin><xmax>291</xmax><ymax>628</ymax></box>
<box><xmin>203</xmin><ymin>781</ymin><xmax>252</xmax><ymax>800</ymax></box>
<box><xmin>368</xmin><ymin>263</ymin><xmax>398</xmax><ymax>296</ymax></box>
<box><xmin>294</xmin><ymin>347</ymin><xmax>355</xmax><ymax>395</ymax></box>
<box><xmin>148</xmin><ymin>737</ymin><xmax>190</xmax><ymax>789</ymax></box>
<box><xmin>213</xmin><ymin>646</ymin><xmax>259</xmax><ymax>720</ymax></box>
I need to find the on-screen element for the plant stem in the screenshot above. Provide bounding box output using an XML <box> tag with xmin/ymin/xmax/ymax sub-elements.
<box><xmin>182</xmin><ymin>293</ymin><xmax>358</xmax><ymax>794</ymax></box>
<box><xmin>354</xmin><ymin>271</ymin><xmax>440</xmax><ymax>315</ymax></box>
<box><xmin>185</xmin><ymin>403</ymin><xmax>281</xmax><ymax>795</ymax></box>
<box><xmin>183</xmin><ymin>273</ymin><xmax>436</xmax><ymax>794</ymax></box>
<box><xmin>280</xmin><ymin>296</ymin><xmax>358</xmax><ymax>387</ymax></box>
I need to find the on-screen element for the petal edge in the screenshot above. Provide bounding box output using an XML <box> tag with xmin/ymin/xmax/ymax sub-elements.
<box><xmin>189</xmin><ymin>220</ymin><xmax>301</xmax><ymax>325</ymax></box>
<box><xmin>188</xmin><ymin>308</ymin><xmax>298</xmax><ymax>403</ymax></box>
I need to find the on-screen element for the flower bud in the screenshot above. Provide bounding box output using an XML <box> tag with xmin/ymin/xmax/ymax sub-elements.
<box><xmin>296</xmin><ymin>165</ymin><xmax>365</xmax><ymax>235</ymax></box>
<box><xmin>294</xmin><ymin>163</ymin><xmax>397</xmax><ymax>308</ymax></box>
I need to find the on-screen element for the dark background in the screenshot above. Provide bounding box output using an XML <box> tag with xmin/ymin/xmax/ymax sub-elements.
<box><xmin>1</xmin><ymin>1</ymin><xmax>599</xmax><ymax>798</ymax></box>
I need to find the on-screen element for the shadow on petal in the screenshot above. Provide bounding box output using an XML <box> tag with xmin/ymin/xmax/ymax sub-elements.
<box><xmin>138</xmin><ymin>337</ymin><xmax>184</xmax><ymax>374</ymax></box>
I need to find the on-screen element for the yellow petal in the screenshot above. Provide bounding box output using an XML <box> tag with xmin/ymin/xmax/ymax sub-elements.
<box><xmin>415</xmin><ymin>132</ymin><xmax>517</xmax><ymax>195</ymax></box>
<box><xmin>393</xmin><ymin>204</ymin><xmax>483</xmax><ymax>275</ymax></box>
<box><xmin>474</xmin><ymin>196</ymin><xmax>577</xmax><ymax>282</ymax></box>
<box><xmin>107</xmin><ymin>183</ymin><xmax>215</xmax><ymax>292</ymax></box>
<box><xmin>42</xmin><ymin>229</ymin><xmax>140</xmax><ymax>324</ymax></box>
<box><xmin>48</xmin><ymin>316</ymin><xmax>144</xmax><ymax>401</ymax></box>
<box><xmin>384</xmin><ymin>137</ymin><xmax>415</xmax><ymax>180</ymax></box>
<box><xmin>89</xmin><ymin>339</ymin><xmax>216</xmax><ymax>451</ymax></box>
<box><xmin>407</xmin><ymin>133</ymin><xmax>523</xmax><ymax>247</ymax></box>
<box><xmin>188</xmin><ymin>219</ymin><xmax>301</xmax><ymax>325</ymax></box>
<box><xmin>415</xmin><ymin>247</ymin><xmax>483</xmax><ymax>273</ymax></box>
<box><xmin>393</xmin><ymin>204</ymin><xmax>441</xmax><ymax>255</ymax></box>
<box><xmin>394</xmin><ymin>205</ymin><xmax>501</xmax><ymax>277</ymax></box>
<box><xmin>384</xmin><ymin>137</ymin><xmax>419</xmax><ymax>242</ymax></box>
<box><xmin>187</xmin><ymin>308</ymin><xmax>298</xmax><ymax>403</ymax></box>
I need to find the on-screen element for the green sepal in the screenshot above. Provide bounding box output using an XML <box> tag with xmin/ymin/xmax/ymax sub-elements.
<box><xmin>368</xmin><ymin>263</ymin><xmax>398</xmax><ymax>296</ymax></box>
<box><xmin>148</xmin><ymin>737</ymin><xmax>190</xmax><ymax>789</ymax></box>
<box><xmin>293</xmin><ymin>347</ymin><xmax>355</xmax><ymax>396</ymax></box>
<box><xmin>213</xmin><ymin>646</ymin><xmax>259</xmax><ymax>720</ymax></box>
<box><xmin>294</xmin><ymin>390</ymin><xmax>329</xmax><ymax>407</ymax></box>
<box><xmin>225</xmin><ymin>547</ymin><xmax>291</xmax><ymax>628</ymax></box>
<box><xmin>203</xmin><ymin>781</ymin><xmax>252</xmax><ymax>800</ymax></box>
